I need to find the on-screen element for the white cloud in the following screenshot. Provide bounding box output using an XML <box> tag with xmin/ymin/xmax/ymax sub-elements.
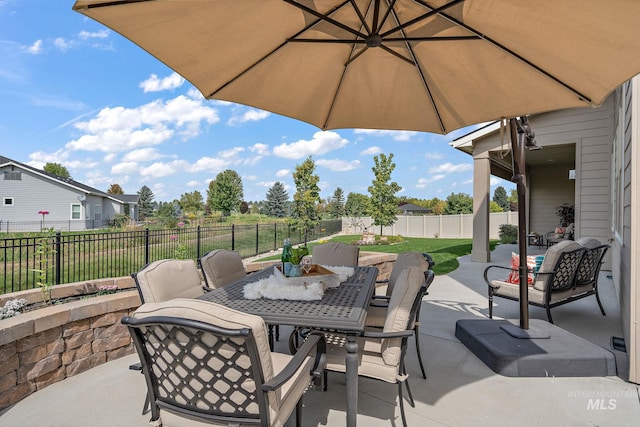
<box><xmin>316</xmin><ymin>159</ymin><xmax>360</xmax><ymax>171</ymax></box>
<box><xmin>139</xmin><ymin>73</ymin><xmax>185</xmax><ymax>92</ymax></box>
<box><xmin>273</xmin><ymin>131</ymin><xmax>348</xmax><ymax>159</ymax></box>
<box><xmin>25</xmin><ymin>40</ymin><xmax>43</xmax><ymax>54</ymax></box>
<box><xmin>360</xmin><ymin>146</ymin><xmax>382</xmax><ymax>156</ymax></box>
<box><xmin>490</xmin><ymin>177</ymin><xmax>501</xmax><ymax>186</ymax></box>
<box><xmin>244</xmin><ymin>175</ymin><xmax>257</xmax><ymax>181</ymax></box>
<box><xmin>186</xmin><ymin>180</ymin><xmax>200</xmax><ymax>187</ymax></box>
<box><xmin>78</xmin><ymin>30</ymin><xmax>109</xmax><ymax>40</ymax></box>
<box><xmin>276</xmin><ymin>169</ymin><xmax>290</xmax><ymax>177</ymax></box>
<box><xmin>122</xmin><ymin>148</ymin><xmax>165</xmax><ymax>162</ymax></box>
<box><xmin>67</xmin><ymin>95</ymin><xmax>219</xmax><ymax>153</ymax></box>
<box><xmin>140</xmin><ymin>160</ymin><xmax>190</xmax><ymax>178</ymax></box>
<box><xmin>416</xmin><ymin>178</ymin><xmax>428</xmax><ymax>189</ymax></box>
<box><xmin>249</xmin><ymin>143</ymin><xmax>270</xmax><ymax>156</ymax></box>
<box><xmin>428</xmin><ymin>162</ymin><xmax>473</xmax><ymax>174</ymax></box>
<box><xmin>111</xmin><ymin>162</ymin><xmax>139</xmax><ymax>174</ymax></box>
<box><xmin>353</xmin><ymin>129</ymin><xmax>417</xmax><ymax>141</ymax></box>
<box><xmin>425</xmin><ymin>152</ymin><xmax>444</xmax><ymax>160</ymax></box>
<box><xmin>228</xmin><ymin>109</ymin><xmax>270</xmax><ymax>125</ymax></box>
<box><xmin>190</xmin><ymin>156</ymin><xmax>229</xmax><ymax>173</ymax></box>
<box><xmin>53</xmin><ymin>37</ymin><xmax>71</xmax><ymax>52</ymax></box>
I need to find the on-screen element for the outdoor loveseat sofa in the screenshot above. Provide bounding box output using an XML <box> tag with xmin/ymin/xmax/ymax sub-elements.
<box><xmin>484</xmin><ymin>237</ymin><xmax>609</xmax><ymax>323</ymax></box>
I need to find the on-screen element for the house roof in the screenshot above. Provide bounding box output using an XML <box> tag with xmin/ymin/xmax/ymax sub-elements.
<box><xmin>398</xmin><ymin>203</ymin><xmax>431</xmax><ymax>213</ymax></box>
<box><xmin>0</xmin><ymin>155</ymin><xmax>138</xmax><ymax>204</ymax></box>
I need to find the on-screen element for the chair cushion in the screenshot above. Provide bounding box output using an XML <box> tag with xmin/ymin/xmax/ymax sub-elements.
<box><xmin>576</xmin><ymin>236</ymin><xmax>601</xmax><ymax>249</ymax></box>
<box><xmin>132</xmin><ymin>298</ymin><xmax>274</xmax><ymax>382</ymax></box>
<box><xmin>386</xmin><ymin>251</ymin><xmax>431</xmax><ymax>296</ymax></box>
<box><xmin>200</xmin><ymin>250</ymin><xmax>247</xmax><ymax>289</ymax></box>
<box><xmin>491</xmin><ymin>279</ymin><xmax>573</xmax><ymax>304</ymax></box>
<box><xmin>534</xmin><ymin>240</ymin><xmax>582</xmax><ymax>291</ymax></box>
<box><xmin>311</xmin><ymin>242</ymin><xmax>359</xmax><ymax>267</ymax></box>
<box><xmin>135</xmin><ymin>259</ymin><xmax>204</xmax><ymax>303</ymax></box>
<box><xmin>381</xmin><ymin>266</ymin><xmax>424</xmax><ymax>366</ymax></box>
<box><xmin>324</xmin><ymin>334</ymin><xmax>400</xmax><ymax>383</ymax></box>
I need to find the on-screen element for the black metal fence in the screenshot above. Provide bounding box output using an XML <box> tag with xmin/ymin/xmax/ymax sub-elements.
<box><xmin>0</xmin><ymin>219</ymin><xmax>342</xmax><ymax>294</ymax></box>
<box><xmin>0</xmin><ymin>219</ymin><xmax>111</xmax><ymax>233</ymax></box>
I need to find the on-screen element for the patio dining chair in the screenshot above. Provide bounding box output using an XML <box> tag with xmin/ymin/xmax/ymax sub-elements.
<box><xmin>366</xmin><ymin>252</ymin><xmax>436</xmax><ymax>379</ymax></box>
<box><xmin>320</xmin><ymin>266</ymin><xmax>430</xmax><ymax>427</ymax></box>
<box><xmin>123</xmin><ymin>298</ymin><xmax>326</xmax><ymax>427</ymax></box>
<box><xmin>130</xmin><ymin>258</ymin><xmax>207</xmax><ymax>414</ymax></box>
<box><xmin>198</xmin><ymin>249</ymin><xmax>247</xmax><ymax>289</ymax></box>
<box><xmin>311</xmin><ymin>242</ymin><xmax>360</xmax><ymax>267</ymax></box>
<box><xmin>132</xmin><ymin>258</ymin><xmax>206</xmax><ymax>304</ymax></box>
<box><xmin>199</xmin><ymin>248</ymin><xmax>283</xmax><ymax>348</ymax></box>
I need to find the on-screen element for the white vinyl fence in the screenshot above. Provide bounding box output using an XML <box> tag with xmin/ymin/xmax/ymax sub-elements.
<box><xmin>342</xmin><ymin>212</ymin><xmax>518</xmax><ymax>239</ymax></box>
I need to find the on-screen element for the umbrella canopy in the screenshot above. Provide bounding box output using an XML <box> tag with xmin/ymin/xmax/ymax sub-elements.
<box><xmin>73</xmin><ymin>0</ymin><xmax>640</xmax><ymax>332</ymax></box>
<box><xmin>73</xmin><ymin>0</ymin><xmax>640</xmax><ymax>135</ymax></box>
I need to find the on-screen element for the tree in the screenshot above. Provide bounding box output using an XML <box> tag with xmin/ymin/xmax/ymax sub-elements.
<box><xmin>138</xmin><ymin>185</ymin><xmax>155</xmax><ymax>219</ymax></box>
<box><xmin>291</xmin><ymin>156</ymin><xmax>321</xmax><ymax>242</ymax></box>
<box><xmin>508</xmin><ymin>188</ymin><xmax>519</xmax><ymax>211</ymax></box>
<box><xmin>345</xmin><ymin>192</ymin><xmax>369</xmax><ymax>217</ymax></box>
<box><xmin>368</xmin><ymin>153</ymin><xmax>402</xmax><ymax>236</ymax></box>
<box><xmin>43</xmin><ymin>162</ymin><xmax>71</xmax><ymax>179</ymax></box>
<box><xmin>156</xmin><ymin>200</ymin><xmax>180</xmax><ymax>227</ymax></box>
<box><xmin>426</xmin><ymin>197</ymin><xmax>447</xmax><ymax>215</ymax></box>
<box><xmin>328</xmin><ymin>187</ymin><xmax>346</xmax><ymax>218</ymax></box>
<box><xmin>179</xmin><ymin>191</ymin><xmax>205</xmax><ymax>215</ymax></box>
<box><xmin>107</xmin><ymin>183</ymin><xmax>124</xmax><ymax>194</ymax></box>
<box><xmin>489</xmin><ymin>201</ymin><xmax>504</xmax><ymax>213</ymax></box>
<box><xmin>207</xmin><ymin>169</ymin><xmax>244</xmax><ymax>216</ymax></box>
<box><xmin>264</xmin><ymin>182</ymin><xmax>289</xmax><ymax>218</ymax></box>
<box><xmin>493</xmin><ymin>186</ymin><xmax>509</xmax><ymax>211</ymax></box>
<box><xmin>444</xmin><ymin>192</ymin><xmax>473</xmax><ymax>214</ymax></box>
<box><xmin>239</xmin><ymin>201</ymin><xmax>249</xmax><ymax>214</ymax></box>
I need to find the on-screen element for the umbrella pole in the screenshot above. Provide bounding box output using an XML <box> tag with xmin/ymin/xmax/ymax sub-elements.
<box><xmin>509</xmin><ymin>117</ymin><xmax>530</xmax><ymax>330</ymax></box>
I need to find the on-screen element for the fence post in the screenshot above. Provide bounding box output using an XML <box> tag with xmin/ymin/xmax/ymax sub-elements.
<box><xmin>196</xmin><ymin>225</ymin><xmax>201</xmax><ymax>259</ymax></box>
<box><xmin>274</xmin><ymin>223</ymin><xmax>277</xmax><ymax>251</ymax></box>
<box><xmin>255</xmin><ymin>223</ymin><xmax>259</xmax><ymax>255</ymax></box>
<box><xmin>55</xmin><ymin>231</ymin><xmax>61</xmax><ymax>285</ymax></box>
<box><xmin>231</xmin><ymin>224</ymin><xmax>235</xmax><ymax>251</ymax></box>
<box><xmin>144</xmin><ymin>228</ymin><xmax>150</xmax><ymax>265</ymax></box>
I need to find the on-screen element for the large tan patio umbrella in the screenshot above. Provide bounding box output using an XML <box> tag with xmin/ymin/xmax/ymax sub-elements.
<box><xmin>72</xmin><ymin>0</ymin><xmax>640</xmax><ymax>328</ymax></box>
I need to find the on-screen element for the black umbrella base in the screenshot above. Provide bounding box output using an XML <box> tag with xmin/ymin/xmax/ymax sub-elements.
<box><xmin>455</xmin><ymin>319</ymin><xmax>617</xmax><ymax>377</ymax></box>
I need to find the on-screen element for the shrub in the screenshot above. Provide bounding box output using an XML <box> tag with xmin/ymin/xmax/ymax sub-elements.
<box><xmin>499</xmin><ymin>224</ymin><xmax>518</xmax><ymax>244</ymax></box>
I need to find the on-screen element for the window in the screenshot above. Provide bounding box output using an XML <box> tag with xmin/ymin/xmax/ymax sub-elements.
<box><xmin>3</xmin><ymin>197</ymin><xmax>14</xmax><ymax>206</ymax></box>
<box><xmin>94</xmin><ymin>204</ymin><xmax>102</xmax><ymax>221</ymax></box>
<box><xmin>3</xmin><ymin>171</ymin><xmax>21</xmax><ymax>180</ymax></box>
<box><xmin>71</xmin><ymin>203</ymin><xmax>81</xmax><ymax>220</ymax></box>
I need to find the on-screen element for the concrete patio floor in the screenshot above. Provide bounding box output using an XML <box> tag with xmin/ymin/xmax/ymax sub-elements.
<box><xmin>1</xmin><ymin>244</ymin><xmax>638</xmax><ymax>426</ymax></box>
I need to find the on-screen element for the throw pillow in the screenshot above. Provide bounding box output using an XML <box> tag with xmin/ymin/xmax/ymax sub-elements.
<box><xmin>506</xmin><ymin>252</ymin><xmax>536</xmax><ymax>285</ymax></box>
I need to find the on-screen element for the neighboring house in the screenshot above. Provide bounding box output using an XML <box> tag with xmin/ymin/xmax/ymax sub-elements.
<box><xmin>398</xmin><ymin>203</ymin><xmax>431</xmax><ymax>215</ymax></box>
<box><xmin>450</xmin><ymin>77</ymin><xmax>640</xmax><ymax>384</ymax></box>
<box><xmin>0</xmin><ymin>156</ymin><xmax>139</xmax><ymax>231</ymax></box>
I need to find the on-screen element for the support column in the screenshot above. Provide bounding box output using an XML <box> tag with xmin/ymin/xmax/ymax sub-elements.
<box><xmin>472</xmin><ymin>150</ymin><xmax>491</xmax><ymax>262</ymax></box>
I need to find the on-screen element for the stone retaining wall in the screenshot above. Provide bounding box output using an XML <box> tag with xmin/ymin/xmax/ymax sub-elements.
<box><xmin>0</xmin><ymin>277</ymin><xmax>141</xmax><ymax>410</ymax></box>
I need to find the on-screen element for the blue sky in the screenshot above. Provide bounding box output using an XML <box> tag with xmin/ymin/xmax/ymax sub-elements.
<box><xmin>0</xmin><ymin>1</ymin><xmax>513</xmax><ymax>203</ymax></box>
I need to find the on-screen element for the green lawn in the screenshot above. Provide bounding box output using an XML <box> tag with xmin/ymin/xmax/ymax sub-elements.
<box><xmin>258</xmin><ymin>235</ymin><xmax>499</xmax><ymax>275</ymax></box>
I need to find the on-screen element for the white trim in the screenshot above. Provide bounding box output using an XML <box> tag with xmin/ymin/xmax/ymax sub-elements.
<box><xmin>70</xmin><ymin>203</ymin><xmax>82</xmax><ymax>220</ymax></box>
<box><xmin>450</xmin><ymin>121</ymin><xmax>500</xmax><ymax>149</ymax></box>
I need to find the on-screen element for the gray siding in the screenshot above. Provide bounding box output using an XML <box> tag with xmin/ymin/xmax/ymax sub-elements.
<box><xmin>0</xmin><ymin>167</ymin><xmax>85</xmax><ymax>223</ymax></box>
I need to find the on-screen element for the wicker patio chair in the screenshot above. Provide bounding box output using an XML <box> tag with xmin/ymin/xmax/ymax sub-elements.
<box><xmin>123</xmin><ymin>298</ymin><xmax>326</xmax><ymax>427</ymax></box>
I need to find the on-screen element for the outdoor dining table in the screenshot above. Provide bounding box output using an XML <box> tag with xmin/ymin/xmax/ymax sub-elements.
<box><xmin>198</xmin><ymin>264</ymin><xmax>379</xmax><ymax>427</ymax></box>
